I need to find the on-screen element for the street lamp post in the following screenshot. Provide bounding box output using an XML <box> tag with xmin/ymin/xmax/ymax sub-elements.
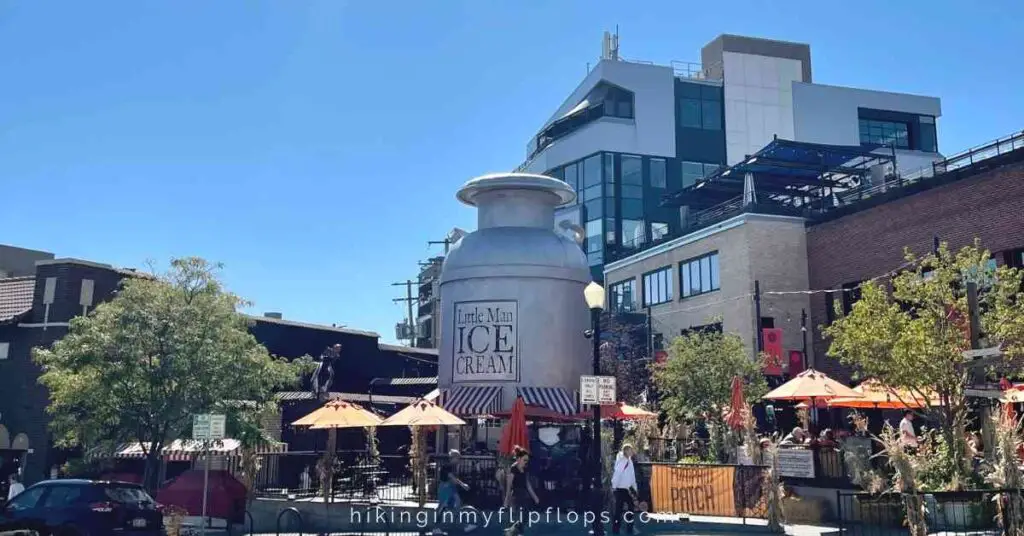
<box><xmin>584</xmin><ymin>282</ymin><xmax>606</xmax><ymax>536</ymax></box>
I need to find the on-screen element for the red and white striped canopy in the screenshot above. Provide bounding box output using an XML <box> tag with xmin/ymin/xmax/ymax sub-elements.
<box><xmin>114</xmin><ymin>439</ymin><xmax>243</xmax><ymax>462</ymax></box>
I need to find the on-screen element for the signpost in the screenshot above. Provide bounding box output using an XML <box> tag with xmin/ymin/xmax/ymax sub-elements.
<box><xmin>581</xmin><ymin>375</ymin><xmax>617</xmax><ymax>405</ymax></box>
<box><xmin>192</xmin><ymin>414</ymin><xmax>225</xmax><ymax>536</ymax></box>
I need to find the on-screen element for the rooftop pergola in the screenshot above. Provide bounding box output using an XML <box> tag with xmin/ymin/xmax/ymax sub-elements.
<box><xmin>662</xmin><ymin>138</ymin><xmax>896</xmax><ymax>212</ymax></box>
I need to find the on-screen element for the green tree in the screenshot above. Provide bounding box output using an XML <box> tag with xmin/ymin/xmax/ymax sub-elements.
<box><xmin>824</xmin><ymin>241</ymin><xmax>1024</xmax><ymax>489</ymax></box>
<box><xmin>599</xmin><ymin>311</ymin><xmax>654</xmax><ymax>405</ymax></box>
<box><xmin>34</xmin><ymin>258</ymin><xmax>307</xmax><ymax>489</ymax></box>
<box><xmin>651</xmin><ymin>327</ymin><xmax>767</xmax><ymax>460</ymax></box>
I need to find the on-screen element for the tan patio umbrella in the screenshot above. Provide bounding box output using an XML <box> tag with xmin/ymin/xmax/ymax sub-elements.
<box><xmin>292</xmin><ymin>400</ymin><xmax>384</xmax><ymax>502</ymax></box>
<box><xmin>380</xmin><ymin>399</ymin><xmax>465</xmax><ymax>506</ymax></box>
<box><xmin>292</xmin><ymin>400</ymin><xmax>383</xmax><ymax>429</ymax></box>
<box><xmin>764</xmin><ymin>368</ymin><xmax>861</xmax><ymax>425</ymax></box>
<box><xmin>379</xmin><ymin>399</ymin><xmax>466</xmax><ymax>427</ymax></box>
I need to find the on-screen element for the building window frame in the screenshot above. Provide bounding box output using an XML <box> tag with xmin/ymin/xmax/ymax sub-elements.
<box><xmin>642</xmin><ymin>266</ymin><xmax>673</xmax><ymax>307</ymax></box>
<box><xmin>680</xmin><ymin>251</ymin><xmax>720</xmax><ymax>299</ymax></box>
<box><xmin>609</xmin><ymin>278</ymin><xmax>637</xmax><ymax>313</ymax></box>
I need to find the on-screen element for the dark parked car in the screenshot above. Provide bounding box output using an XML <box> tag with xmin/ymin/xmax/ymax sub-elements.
<box><xmin>0</xmin><ymin>479</ymin><xmax>164</xmax><ymax>536</ymax></box>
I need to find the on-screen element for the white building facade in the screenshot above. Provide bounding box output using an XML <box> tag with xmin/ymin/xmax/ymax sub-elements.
<box><xmin>521</xmin><ymin>33</ymin><xmax>942</xmax><ymax>280</ymax></box>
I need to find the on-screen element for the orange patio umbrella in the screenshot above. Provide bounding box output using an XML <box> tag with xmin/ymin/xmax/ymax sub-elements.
<box><xmin>292</xmin><ymin>400</ymin><xmax>384</xmax><ymax>429</ymax></box>
<box><xmin>600</xmin><ymin>402</ymin><xmax>657</xmax><ymax>421</ymax></box>
<box><xmin>828</xmin><ymin>379</ymin><xmax>936</xmax><ymax>410</ymax></box>
<box><xmin>499</xmin><ymin>396</ymin><xmax>530</xmax><ymax>455</ymax></box>
<box><xmin>379</xmin><ymin>399</ymin><xmax>466</xmax><ymax>427</ymax></box>
<box><xmin>723</xmin><ymin>376</ymin><xmax>747</xmax><ymax>430</ymax></box>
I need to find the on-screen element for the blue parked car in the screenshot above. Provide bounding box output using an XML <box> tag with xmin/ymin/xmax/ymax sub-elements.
<box><xmin>0</xmin><ymin>479</ymin><xmax>164</xmax><ymax>536</ymax></box>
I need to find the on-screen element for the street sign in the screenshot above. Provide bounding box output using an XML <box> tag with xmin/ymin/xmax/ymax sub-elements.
<box><xmin>193</xmin><ymin>414</ymin><xmax>226</xmax><ymax>441</ymax></box>
<box><xmin>963</xmin><ymin>347</ymin><xmax>1001</xmax><ymax>359</ymax></box>
<box><xmin>581</xmin><ymin>375</ymin><xmax>617</xmax><ymax>405</ymax></box>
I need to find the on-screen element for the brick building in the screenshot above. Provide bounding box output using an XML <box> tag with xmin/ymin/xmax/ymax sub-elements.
<box><xmin>603</xmin><ymin>130</ymin><xmax>1024</xmax><ymax>382</ymax></box>
<box><xmin>807</xmin><ymin>139</ymin><xmax>1024</xmax><ymax>381</ymax></box>
<box><xmin>0</xmin><ymin>250</ymin><xmax>436</xmax><ymax>484</ymax></box>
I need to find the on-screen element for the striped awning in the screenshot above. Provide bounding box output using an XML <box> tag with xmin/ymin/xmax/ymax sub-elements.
<box><xmin>518</xmin><ymin>387</ymin><xmax>578</xmax><ymax>416</ymax></box>
<box><xmin>114</xmin><ymin>439</ymin><xmax>243</xmax><ymax>462</ymax></box>
<box><xmin>439</xmin><ymin>386</ymin><xmax>502</xmax><ymax>416</ymax></box>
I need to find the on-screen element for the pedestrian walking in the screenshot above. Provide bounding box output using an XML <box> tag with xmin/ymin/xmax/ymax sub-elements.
<box><xmin>504</xmin><ymin>446</ymin><xmax>538</xmax><ymax>535</ymax></box>
<box><xmin>7</xmin><ymin>474</ymin><xmax>24</xmax><ymax>501</ymax></box>
<box><xmin>610</xmin><ymin>444</ymin><xmax>638</xmax><ymax>535</ymax></box>
<box><xmin>432</xmin><ymin>450</ymin><xmax>476</xmax><ymax>535</ymax></box>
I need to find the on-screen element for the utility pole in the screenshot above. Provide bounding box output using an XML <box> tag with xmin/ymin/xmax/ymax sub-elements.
<box><xmin>428</xmin><ymin>237</ymin><xmax>453</xmax><ymax>254</ymax></box>
<box><xmin>391</xmin><ymin>280</ymin><xmax>417</xmax><ymax>346</ymax></box>
<box><xmin>754</xmin><ymin>280</ymin><xmax>763</xmax><ymax>355</ymax></box>
<box><xmin>800</xmin><ymin>308</ymin><xmax>808</xmax><ymax>371</ymax></box>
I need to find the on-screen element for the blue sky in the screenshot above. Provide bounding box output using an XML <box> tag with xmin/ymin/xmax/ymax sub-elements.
<box><xmin>1</xmin><ymin>0</ymin><xmax>1021</xmax><ymax>343</ymax></box>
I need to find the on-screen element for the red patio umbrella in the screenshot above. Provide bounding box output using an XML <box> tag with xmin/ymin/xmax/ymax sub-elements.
<box><xmin>724</xmin><ymin>376</ymin><xmax>747</xmax><ymax>430</ymax></box>
<box><xmin>499</xmin><ymin>396</ymin><xmax>529</xmax><ymax>455</ymax></box>
<box><xmin>156</xmin><ymin>469</ymin><xmax>247</xmax><ymax>523</ymax></box>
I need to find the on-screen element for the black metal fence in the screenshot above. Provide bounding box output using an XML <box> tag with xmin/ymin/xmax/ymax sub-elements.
<box><xmin>837</xmin><ymin>489</ymin><xmax>1024</xmax><ymax>535</ymax></box>
<box><xmin>249</xmin><ymin>451</ymin><xmax>585</xmax><ymax>510</ymax></box>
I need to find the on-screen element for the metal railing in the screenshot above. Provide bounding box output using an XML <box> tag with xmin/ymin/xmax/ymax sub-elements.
<box><xmin>841</xmin><ymin>129</ymin><xmax>1024</xmax><ymax>203</ymax></box>
<box><xmin>837</xmin><ymin>488</ymin><xmax>1023</xmax><ymax>535</ymax></box>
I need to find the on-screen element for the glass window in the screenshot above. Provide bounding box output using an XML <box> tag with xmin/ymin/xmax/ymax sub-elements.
<box><xmin>622</xmin><ymin>155</ymin><xmax>642</xmax><ymax>185</ymax></box>
<box><xmin>6</xmin><ymin>486</ymin><xmax>45</xmax><ymax>511</ymax></box>
<box><xmin>859</xmin><ymin>118</ymin><xmax>910</xmax><ymax>149</ymax></box>
<box><xmin>603</xmin><ymin>153</ymin><xmax>616</xmax><ymax>183</ymax></box>
<box><xmin>643</xmin><ymin>267</ymin><xmax>673</xmax><ymax>306</ymax></box>
<box><xmin>583</xmin><ymin>184</ymin><xmax>601</xmax><ymax>201</ymax></box>
<box><xmin>617</xmin><ymin>99</ymin><xmax>633</xmax><ymax>118</ymax></box>
<box><xmin>586</xmin><ymin>220</ymin><xmax>602</xmax><ymax>253</ymax></box>
<box><xmin>604</xmin><ymin>198</ymin><xmax>616</xmax><ymax>219</ymax></box>
<box><xmin>650</xmin><ymin>158</ymin><xmax>667</xmax><ymax>188</ymax></box>
<box><xmin>680</xmin><ymin>252</ymin><xmax>720</xmax><ymax>299</ymax></box>
<box><xmin>583</xmin><ymin>155</ymin><xmax>602</xmax><ymax>188</ymax></box>
<box><xmin>679</xmin><ymin>98</ymin><xmax>701</xmax><ymax>128</ymax></box>
<box><xmin>700</xmin><ymin>256</ymin><xmax>712</xmax><ymax>293</ymax></box>
<box><xmin>919</xmin><ymin>118</ymin><xmax>938</xmax><ymax>152</ymax></box>
<box><xmin>709</xmin><ymin>253</ymin><xmax>720</xmax><ymax>290</ymax></box>
<box><xmin>681</xmin><ymin>161</ymin><xmax>705</xmax><ymax>188</ymax></box>
<box><xmin>701</xmin><ymin>101</ymin><xmax>722</xmax><ymax>130</ymax></box>
<box><xmin>584</xmin><ymin>199</ymin><xmax>602</xmax><ymax>220</ymax></box>
<box><xmin>622</xmin><ymin>198</ymin><xmax>643</xmax><ymax>219</ymax></box>
<box><xmin>610</xmin><ymin>279</ymin><xmax>637</xmax><ymax>313</ymax></box>
<box><xmin>604</xmin><ymin>218</ymin><xmax>617</xmax><ymax>245</ymax></box>
<box><xmin>651</xmin><ymin>222</ymin><xmax>669</xmax><ymax>241</ymax></box>
<box><xmin>701</xmin><ymin>85</ymin><xmax>722</xmax><ymax>101</ymax></box>
<box><xmin>43</xmin><ymin>485</ymin><xmax>85</xmax><ymax>507</ymax></box>
<box><xmin>621</xmin><ymin>185</ymin><xmax>643</xmax><ymax>199</ymax></box>
<box><xmin>588</xmin><ymin>251</ymin><xmax>603</xmax><ymax>266</ymax></box>
<box><xmin>621</xmin><ymin>219</ymin><xmax>645</xmax><ymax>248</ymax></box>
<box><xmin>564</xmin><ymin>163</ymin><xmax>578</xmax><ymax>193</ymax></box>
<box><xmin>681</xmin><ymin>264</ymin><xmax>690</xmax><ymax>298</ymax></box>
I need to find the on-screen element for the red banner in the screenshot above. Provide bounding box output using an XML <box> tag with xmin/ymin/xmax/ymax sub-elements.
<box><xmin>762</xmin><ymin>328</ymin><xmax>783</xmax><ymax>375</ymax></box>
<box><xmin>788</xmin><ymin>350</ymin><xmax>804</xmax><ymax>375</ymax></box>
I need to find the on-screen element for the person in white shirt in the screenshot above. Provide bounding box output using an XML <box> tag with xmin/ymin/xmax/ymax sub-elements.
<box><xmin>7</xmin><ymin>474</ymin><xmax>25</xmax><ymax>501</ymax></box>
<box><xmin>900</xmin><ymin>411</ymin><xmax>919</xmax><ymax>451</ymax></box>
<box><xmin>610</xmin><ymin>444</ymin><xmax>638</xmax><ymax>535</ymax></box>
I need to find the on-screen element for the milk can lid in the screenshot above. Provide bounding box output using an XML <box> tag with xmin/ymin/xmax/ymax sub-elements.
<box><xmin>456</xmin><ymin>173</ymin><xmax>576</xmax><ymax>207</ymax></box>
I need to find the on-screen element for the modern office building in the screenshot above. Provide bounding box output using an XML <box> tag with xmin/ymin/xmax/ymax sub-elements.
<box><xmin>520</xmin><ymin>33</ymin><xmax>942</xmax><ymax>279</ymax></box>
